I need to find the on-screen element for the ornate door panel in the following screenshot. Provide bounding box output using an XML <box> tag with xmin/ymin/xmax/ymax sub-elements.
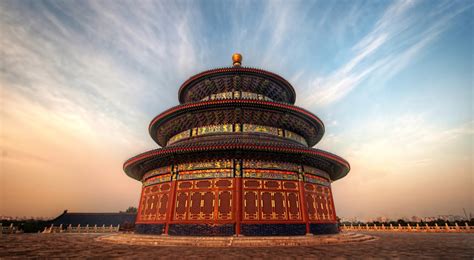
<box><xmin>316</xmin><ymin>194</ymin><xmax>324</xmax><ymax>220</ymax></box>
<box><xmin>243</xmin><ymin>191</ymin><xmax>259</xmax><ymax>220</ymax></box>
<box><xmin>139</xmin><ymin>196</ymin><xmax>147</xmax><ymax>220</ymax></box>
<box><xmin>218</xmin><ymin>190</ymin><xmax>232</xmax><ymax>220</ymax></box>
<box><xmin>157</xmin><ymin>193</ymin><xmax>168</xmax><ymax>220</ymax></box>
<box><xmin>137</xmin><ymin>183</ymin><xmax>170</xmax><ymax>223</ymax></box>
<box><xmin>173</xmin><ymin>179</ymin><xmax>234</xmax><ymax>222</ymax></box>
<box><xmin>306</xmin><ymin>193</ymin><xmax>317</xmax><ymax>221</ymax></box>
<box><xmin>201</xmin><ymin>191</ymin><xmax>214</xmax><ymax>220</ymax></box>
<box><xmin>149</xmin><ymin>194</ymin><xmax>159</xmax><ymax>220</ymax></box>
<box><xmin>304</xmin><ymin>181</ymin><xmax>335</xmax><ymax>222</ymax></box>
<box><xmin>274</xmin><ymin>192</ymin><xmax>287</xmax><ymax>220</ymax></box>
<box><xmin>189</xmin><ymin>192</ymin><xmax>202</xmax><ymax>220</ymax></box>
<box><xmin>175</xmin><ymin>192</ymin><xmax>189</xmax><ymax>220</ymax></box>
<box><xmin>260</xmin><ymin>191</ymin><xmax>273</xmax><ymax>220</ymax></box>
<box><xmin>243</xmin><ymin>179</ymin><xmax>301</xmax><ymax>222</ymax></box>
<box><xmin>287</xmin><ymin>192</ymin><xmax>301</xmax><ymax>220</ymax></box>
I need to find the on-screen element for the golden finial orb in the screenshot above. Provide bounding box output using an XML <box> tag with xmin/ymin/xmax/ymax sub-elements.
<box><xmin>232</xmin><ymin>53</ymin><xmax>242</xmax><ymax>67</ymax></box>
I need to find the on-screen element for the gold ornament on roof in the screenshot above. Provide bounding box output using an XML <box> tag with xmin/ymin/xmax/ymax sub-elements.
<box><xmin>232</xmin><ymin>53</ymin><xmax>242</xmax><ymax>67</ymax></box>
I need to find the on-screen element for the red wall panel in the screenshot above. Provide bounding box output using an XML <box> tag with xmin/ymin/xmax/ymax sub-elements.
<box><xmin>137</xmin><ymin>182</ymin><xmax>171</xmax><ymax>223</ymax></box>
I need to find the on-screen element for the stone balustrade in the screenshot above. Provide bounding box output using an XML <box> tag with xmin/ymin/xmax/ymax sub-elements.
<box><xmin>42</xmin><ymin>224</ymin><xmax>120</xmax><ymax>233</ymax></box>
<box><xmin>341</xmin><ymin>223</ymin><xmax>473</xmax><ymax>233</ymax></box>
<box><xmin>1</xmin><ymin>223</ymin><xmax>23</xmax><ymax>234</ymax></box>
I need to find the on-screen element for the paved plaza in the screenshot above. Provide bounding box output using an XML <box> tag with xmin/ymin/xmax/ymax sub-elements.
<box><xmin>1</xmin><ymin>232</ymin><xmax>473</xmax><ymax>258</ymax></box>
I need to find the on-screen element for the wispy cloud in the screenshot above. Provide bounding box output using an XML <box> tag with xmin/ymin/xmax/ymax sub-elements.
<box><xmin>0</xmin><ymin>0</ymin><xmax>209</xmax><ymax>143</ymax></box>
<box><xmin>300</xmin><ymin>0</ymin><xmax>472</xmax><ymax>107</ymax></box>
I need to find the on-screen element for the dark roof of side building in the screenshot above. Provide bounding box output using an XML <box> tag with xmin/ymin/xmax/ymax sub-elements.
<box><xmin>50</xmin><ymin>210</ymin><xmax>136</xmax><ymax>226</ymax></box>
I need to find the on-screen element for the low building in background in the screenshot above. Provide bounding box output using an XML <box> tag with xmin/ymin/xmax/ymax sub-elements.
<box><xmin>50</xmin><ymin>210</ymin><xmax>136</xmax><ymax>230</ymax></box>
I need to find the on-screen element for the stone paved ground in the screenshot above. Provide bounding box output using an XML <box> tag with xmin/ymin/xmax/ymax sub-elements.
<box><xmin>1</xmin><ymin>232</ymin><xmax>473</xmax><ymax>259</ymax></box>
<box><xmin>97</xmin><ymin>232</ymin><xmax>375</xmax><ymax>247</ymax></box>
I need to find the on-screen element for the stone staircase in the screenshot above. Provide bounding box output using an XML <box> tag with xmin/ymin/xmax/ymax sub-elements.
<box><xmin>98</xmin><ymin>232</ymin><xmax>376</xmax><ymax>247</ymax></box>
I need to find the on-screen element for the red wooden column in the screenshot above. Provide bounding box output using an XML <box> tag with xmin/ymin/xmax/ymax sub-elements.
<box><xmin>233</xmin><ymin>123</ymin><xmax>243</xmax><ymax>236</ymax></box>
<box><xmin>164</xmin><ymin>164</ymin><xmax>178</xmax><ymax>234</ymax></box>
<box><xmin>234</xmin><ymin>159</ymin><xmax>242</xmax><ymax>235</ymax></box>
<box><xmin>298</xmin><ymin>165</ymin><xmax>310</xmax><ymax>234</ymax></box>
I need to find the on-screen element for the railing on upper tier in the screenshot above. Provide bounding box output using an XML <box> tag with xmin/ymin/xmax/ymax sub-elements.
<box><xmin>200</xmin><ymin>91</ymin><xmax>275</xmax><ymax>102</ymax></box>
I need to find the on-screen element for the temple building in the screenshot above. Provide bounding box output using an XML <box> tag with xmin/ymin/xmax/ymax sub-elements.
<box><xmin>123</xmin><ymin>54</ymin><xmax>350</xmax><ymax>236</ymax></box>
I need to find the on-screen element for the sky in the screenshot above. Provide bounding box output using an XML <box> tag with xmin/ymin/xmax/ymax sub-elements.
<box><xmin>0</xmin><ymin>0</ymin><xmax>472</xmax><ymax>220</ymax></box>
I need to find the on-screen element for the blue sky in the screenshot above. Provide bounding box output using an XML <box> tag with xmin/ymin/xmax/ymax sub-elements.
<box><xmin>1</xmin><ymin>0</ymin><xmax>472</xmax><ymax>220</ymax></box>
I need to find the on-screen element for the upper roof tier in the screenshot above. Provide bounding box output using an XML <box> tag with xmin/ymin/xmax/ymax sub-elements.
<box><xmin>178</xmin><ymin>61</ymin><xmax>297</xmax><ymax>104</ymax></box>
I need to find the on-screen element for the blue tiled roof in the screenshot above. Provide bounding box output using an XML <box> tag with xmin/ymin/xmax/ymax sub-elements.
<box><xmin>51</xmin><ymin>211</ymin><xmax>136</xmax><ymax>226</ymax></box>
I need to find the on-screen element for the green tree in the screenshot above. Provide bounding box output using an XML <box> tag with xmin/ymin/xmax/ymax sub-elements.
<box><xmin>125</xmin><ymin>206</ymin><xmax>137</xmax><ymax>213</ymax></box>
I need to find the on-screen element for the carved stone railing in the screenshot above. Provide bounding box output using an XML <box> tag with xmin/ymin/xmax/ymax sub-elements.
<box><xmin>0</xmin><ymin>223</ymin><xmax>23</xmax><ymax>234</ymax></box>
<box><xmin>341</xmin><ymin>223</ymin><xmax>473</xmax><ymax>233</ymax></box>
<box><xmin>42</xmin><ymin>224</ymin><xmax>120</xmax><ymax>233</ymax></box>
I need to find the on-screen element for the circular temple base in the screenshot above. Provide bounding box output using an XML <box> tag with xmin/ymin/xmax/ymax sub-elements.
<box><xmin>135</xmin><ymin>223</ymin><xmax>340</xmax><ymax>236</ymax></box>
<box><xmin>97</xmin><ymin>232</ymin><xmax>376</xmax><ymax>247</ymax></box>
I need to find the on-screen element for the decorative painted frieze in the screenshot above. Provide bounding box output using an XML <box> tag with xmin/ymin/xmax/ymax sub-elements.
<box><xmin>243</xmin><ymin>124</ymin><xmax>279</xmax><ymax>136</ymax></box>
<box><xmin>143</xmin><ymin>174</ymin><xmax>172</xmax><ymax>186</ymax></box>
<box><xmin>143</xmin><ymin>166</ymin><xmax>171</xmax><ymax>181</ymax></box>
<box><xmin>285</xmin><ymin>130</ymin><xmax>308</xmax><ymax>146</ymax></box>
<box><xmin>178</xmin><ymin>160</ymin><xmax>233</xmax><ymax>171</ymax></box>
<box><xmin>304</xmin><ymin>165</ymin><xmax>331</xmax><ymax>179</ymax></box>
<box><xmin>167</xmin><ymin>130</ymin><xmax>191</xmax><ymax>145</ymax></box>
<box><xmin>243</xmin><ymin>160</ymin><xmax>299</xmax><ymax>172</ymax></box>
<box><xmin>178</xmin><ymin>168</ymin><xmax>233</xmax><ymax>180</ymax></box>
<box><xmin>166</xmin><ymin>123</ymin><xmax>309</xmax><ymax>146</ymax></box>
<box><xmin>243</xmin><ymin>169</ymin><xmax>298</xmax><ymax>180</ymax></box>
<box><xmin>197</xmin><ymin>124</ymin><xmax>233</xmax><ymax>136</ymax></box>
<box><xmin>305</xmin><ymin>175</ymin><xmax>331</xmax><ymax>186</ymax></box>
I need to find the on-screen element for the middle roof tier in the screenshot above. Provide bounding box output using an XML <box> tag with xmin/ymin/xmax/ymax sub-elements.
<box><xmin>149</xmin><ymin>99</ymin><xmax>325</xmax><ymax>147</ymax></box>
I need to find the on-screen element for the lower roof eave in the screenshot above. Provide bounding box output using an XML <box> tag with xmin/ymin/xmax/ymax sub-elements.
<box><xmin>123</xmin><ymin>144</ymin><xmax>350</xmax><ymax>182</ymax></box>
